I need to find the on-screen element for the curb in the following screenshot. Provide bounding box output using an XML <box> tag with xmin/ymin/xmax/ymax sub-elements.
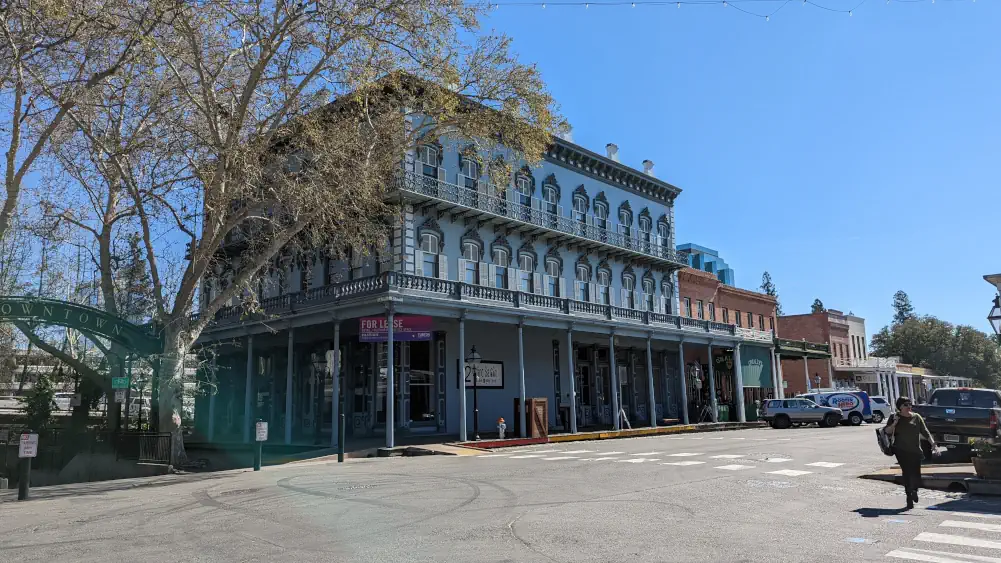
<box><xmin>455</xmin><ymin>421</ymin><xmax>767</xmax><ymax>449</ymax></box>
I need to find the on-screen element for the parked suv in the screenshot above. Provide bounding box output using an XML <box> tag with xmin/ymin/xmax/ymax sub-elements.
<box><xmin>869</xmin><ymin>396</ymin><xmax>892</xmax><ymax>423</ymax></box>
<box><xmin>760</xmin><ymin>398</ymin><xmax>844</xmax><ymax>429</ymax></box>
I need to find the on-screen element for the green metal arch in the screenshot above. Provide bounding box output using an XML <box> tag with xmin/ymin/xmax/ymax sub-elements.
<box><xmin>0</xmin><ymin>296</ymin><xmax>162</xmax><ymax>355</ymax></box>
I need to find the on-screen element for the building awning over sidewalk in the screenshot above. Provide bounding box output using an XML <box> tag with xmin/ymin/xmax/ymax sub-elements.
<box><xmin>774</xmin><ymin>338</ymin><xmax>831</xmax><ymax>360</ymax></box>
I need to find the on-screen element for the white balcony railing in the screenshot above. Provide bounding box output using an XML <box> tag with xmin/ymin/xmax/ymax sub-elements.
<box><xmin>395</xmin><ymin>170</ymin><xmax>687</xmax><ymax>266</ymax></box>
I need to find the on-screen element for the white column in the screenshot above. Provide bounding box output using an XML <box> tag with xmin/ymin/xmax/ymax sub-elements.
<box><xmin>892</xmin><ymin>373</ymin><xmax>901</xmax><ymax>403</ymax></box>
<box><xmin>609</xmin><ymin>333</ymin><xmax>620</xmax><ymax>431</ymax></box>
<box><xmin>678</xmin><ymin>341</ymin><xmax>689</xmax><ymax>424</ymax></box>
<box><xmin>734</xmin><ymin>343</ymin><xmax>746</xmax><ymax>423</ymax></box>
<box><xmin>826</xmin><ymin>360</ymin><xmax>833</xmax><ymax>389</ymax></box>
<box><xmin>330</xmin><ymin>322</ymin><xmax>341</xmax><ymax>449</ymax></box>
<box><xmin>646</xmin><ymin>336</ymin><xmax>657</xmax><ymax>428</ymax></box>
<box><xmin>207</xmin><ymin>355</ymin><xmax>216</xmax><ymax>442</ymax></box>
<box><xmin>244</xmin><ymin>334</ymin><xmax>254</xmax><ymax>443</ymax></box>
<box><xmin>770</xmin><ymin>350</ymin><xmax>780</xmax><ymax>399</ymax></box>
<box><xmin>386</xmin><ymin>310</ymin><xmax>395</xmax><ymax>448</ymax></box>
<box><xmin>567</xmin><ymin>329</ymin><xmax>578</xmax><ymax>434</ymax></box>
<box><xmin>803</xmin><ymin>357</ymin><xmax>810</xmax><ymax>392</ymax></box>
<box><xmin>706</xmin><ymin>341</ymin><xmax>718</xmax><ymax>422</ymax></box>
<box><xmin>518</xmin><ymin>321</ymin><xmax>527</xmax><ymax>438</ymax></box>
<box><xmin>777</xmin><ymin>354</ymin><xmax>785</xmax><ymax>399</ymax></box>
<box><xmin>458</xmin><ymin>317</ymin><xmax>467</xmax><ymax>442</ymax></box>
<box><xmin>876</xmin><ymin>372</ymin><xmax>884</xmax><ymax>398</ymax></box>
<box><xmin>907</xmin><ymin>376</ymin><xmax>915</xmax><ymax>400</ymax></box>
<box><xmin>285</xmin><ymin>329</ymin><xmax>294</xmax><ymax>444</ymax></box>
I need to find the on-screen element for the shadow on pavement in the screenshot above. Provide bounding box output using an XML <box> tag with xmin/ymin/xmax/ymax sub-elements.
<box><xmin>0</xmin><ymin>471</ymin><xmax>235</xmax><ymax>503</ymax></box>
<box><xmin>854</xmin><ymin>507</ymin><xmax>912</xmax><ymax>517</ymax></box>
<box><xmin>925</xmin><ymin>497</ymin><xmax>1001</xmax><ymax>515</ymax></box>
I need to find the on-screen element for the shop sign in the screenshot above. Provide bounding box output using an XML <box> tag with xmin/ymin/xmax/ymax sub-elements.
<box><xmin>456</xmin><ymin>359</ymin><xmax>505</xmax><ymax>389</ymax></box>
<box><xmin>359</xmin><ymin>316</ymin><xmax>432</xmax><ymax>342</ymax></box>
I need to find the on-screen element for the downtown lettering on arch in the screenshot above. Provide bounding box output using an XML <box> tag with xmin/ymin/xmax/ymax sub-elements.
<box><xmin>0</xmin><ymin>297</ymin><xmax>161</xmax><ymax>353</ymax></box>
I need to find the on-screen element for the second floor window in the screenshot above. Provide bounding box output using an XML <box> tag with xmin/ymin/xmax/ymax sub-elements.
<box><xmin>576</xmin><ymin>265</ymin><xmax>590</xmax><ymax>301</ymax></box>
<box><xmin>597</xmin><ymin>269</ymin><xmax>611</xmax><ymax>305</ymax></box>
<box><xmin>462</xmin><ymin>242</ymin><xmax>480</xmax><ymax>284</ymax></box>
<box><xmin>735</xmin><ymin>310</ymin><xmax>742</xmax><ymax>327</ymax></box>
<box><xmin>643</xmin><ymin>279</ymin><xmax>655</xmax><ymax>311</ymax></box>
<box><xmin>594</xmin><ymin>202</ymin><xmax>608</xmax><ymax>229</ymax></box>
<box><xmin>419</xmin><ymin>145</ymin><xmax>438</xmax><ymax>178</ymax></box>
<box><xmin>639</xmin><ymin>216</ymin><xmax>652</xmax><ymax>243</ymax></box>
<box><xmin>493</xmin><ymin>248</ymin><xmax>510</xmax><ymax>288</ymax></box>
<box><xmin>684</xmin><ymin>297</ymin><xmax>692</xmax><ymax>317</ymax></box>
<box><xmin>759</xmin><ymin>314</ymin><xmax>765</xmax><ymax>331</ymax></box>
<box><xmin>623</xmin><ymin>274</ymin><xmax>636</xmax><ymax>309</ymax></box>
<box><xmin>518</xmin><ymin>253</ymin><xmax>534</xmax><ymax>292</ymax></box>
<box><xmin>709</xmin><ymin>302</ymin><xmax>716</xmax><ymax>322</ymax></box>
<box><xmin>574</xmin><ymin>195</ymin><xmax>588</xmax><ymax>223</ymax></box>
<box><xmin>696</xmin><ymin>300</ymin><xmax>704</xmax><ymax>320</ymax></box>
<box><xmin>420</xmin><ymin>233</ymin><xmax>439</xmax><ymax>277</ymax></box>
<box><xmin>769</xmin><ymin>317</ymin><xmax>775</xmax><ymax>331</ymax></box>
<box><xmin>515</xmin><ymin>175</ymin><xmax>531</xmax><ymax>207</ymax></box>
<box><xmin>722</xmin><ymin>307</ymin><xmax>729</xmax><ymax>324</ymax></box>
<box><xmin>747</xmin><ymin>312</ymin><xmax>754</xmax><ymax>328</ymax></box>
<box><xmin>543</xmin><ymin>185</ymin><xmax>558</xmax><ymax>215</ymax></box>
<box><xmin>657</xmin><ymin>220</ymin><xmax>670</xmax><ymax>243</ymax></box>
<box><xmin>546</xmin><ymin>258</ymin><xmax>561</xmax><ymax>296</ymax></box>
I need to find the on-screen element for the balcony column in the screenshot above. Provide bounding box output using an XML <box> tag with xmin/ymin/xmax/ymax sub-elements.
<box><xmin>567</xmin><ymin>328</ymin><xmax>578</xmax><ymax>434</ymax></box>
<box><xmin>330</xmin><ymin>321</ymin><xmax>341</xmax><ymax>449</ymax></box>
<box><xmin>518</xmin><ymin>319</ymin><xmax>527</xmax><ymax>438</ymax></box>
<box><xmin>386</xmin><ymin>308</ymin><xmax>395</xmax><ymax>449</ymax></box>
<box><xmin>892</xmin><ymin>372</ymin><xmax>901</xmax><ymax>403</ymax></box>
<box><xmin>803</xmin><ymin>357</ymin><xmax>811</xmax><ymax>392</ymax></box>
<box><xmin>827</xmin><ymin>359</ymin><xmax>834</xmax><ymax>389</ymax></box>
<box><xmin>459</xmin><ymin>315</ymin><xmax>468</xmax><ymax>442</ymax></box>
<box><xmin>734</xmin><ymin>343</ymin><xmax>746</xmax><ymax>423</ymax></box>
<box><xmin>678</xmin><ymin>340</ymin><xmax>689</xmax><ymax>425</ymax></box>
<box><xmin>243</xmin><ymin>334</ymin><xmax>254</xmax><ymax>443</ymax></box>
<box><xmin>609</xmin><ymin>332</ymin><xmax>620</xmax><ymax>431</ymax></box>
<box><xmin>907</xmin><ymin>375</ymin><xmax>915</xmax><ymax>401</ymax></box>
<box><xmin>646</xmin><ymin>335</ymin><xmax>657</xmax><ymax>428</ymax></box>
<box><xmin>770</xmin><ymin>350</ymin><xmax>780</xmax><ymax>400</ymax></box>
<box><xmin>285</xmin><ymin>329</ymin><xmax>294</xmax><ymax>444</ymax></box>
<box><xmin>207</xmin><ymin>355</ymin><xmax>216</xmax><ymax>442</ymax></box>
<box><xmin>706</xmin><ymin>341</ymin><xmax>718</xmax><ymax>423</ymax></box>
<box><xmin>776</xmin><ymin>353</ymin><xmax>786</xmax><ymax>399</ymax></box>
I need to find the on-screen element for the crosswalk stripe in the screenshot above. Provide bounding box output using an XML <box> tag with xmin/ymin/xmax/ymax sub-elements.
<box><xmin>916</xmin><ymin>532</ymin><xmax>1001</xmax><ymax>550</ymax></box>
<box><xmin>764</xmin><ymin>458</ymin><xmax>792</xmax><ymax>463</ymax></box>
<box><xmin>949</xmin><ymin>512</ymin><xmax>1001</xmax><ymax>520</ymax></box>
<box><xmin>541</xmin><ymin>456</ymin><xmax>579</xmax><ymax>461</ymax></box>
<box><xmin>588</xmin><ymin>457</ymin><xmax>620</xmax><ymax>461</ymax></box>
<box><xmin>941</xmin><ymin>520</ymin><xmax>1001</xmax><ymax>533</ymax></box>
<box><xmin>508</xmin><ymin>454</ymin><xmax>544</xmax><ymax>459</ymax></box>
<box><xmin>805</xmin><ymin>462</ymin><xmax>844</xmax><ymax>468</ymax></box>
<box><xmin>560</xmin><ymin>450</ymin><xmax>595</xmax><ymax>454</ymax></box>
<box><xmin>477</xmin><ymin>454</ymin><xmax>512</xmax><ymax>458</ymax></box>
<box><xmin>630</xmin><ymin>452</ymin><xmax>661</xmax><ymax>456</ymax></box>
<box><xmin>888</xmin><ymin>548</ymin><xmax>1001</xmax><ymax>563</ymax></box>
<box><xmin>711</xmin><ymin>455</ymin><xmax>745</xmax><ymax>459</ymax></box>
<box><xmin>617</xmin><ymin>458</ymin><xmax>659</xmax><ymax>463</ymax></box>
<box><xmin>665</xmin><ymin>453</ymin><xmax>703</xmax><ymax>457</ymax></box>
<box><xmin>767</xmin><ymin>469</ymin><xmax>812</xmax><ymax>477</ymax></box>
<box><xmin>660</xmin><ymin>461</ymin><xmax>705</xmax><ymax>466</ymax></box>
<box><xmin>715</xmin><ymin>464</ymin><xmax>754</xmax><ymax>471</ymax></box>
<box><xmin>600</xmin><ymin>452</ymin><xmax>625</xmax><ymax>455</ymax></box>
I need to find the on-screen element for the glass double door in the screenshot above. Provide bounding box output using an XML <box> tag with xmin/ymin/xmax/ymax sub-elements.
<box><xmin>373</xmin><ymin>340</ymin><xmax>437</xmax><ymax>432</ymax></box>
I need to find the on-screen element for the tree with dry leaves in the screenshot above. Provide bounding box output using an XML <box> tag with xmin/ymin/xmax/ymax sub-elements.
<box><xmin>44</xmin><ymin>0</ymin><xmax>563</xmax><ymax>462</ymax></box>
<box><xmin>0</xmin><ymin>0</ymin><xmax>171</xmax><ymax>243</ymax></box>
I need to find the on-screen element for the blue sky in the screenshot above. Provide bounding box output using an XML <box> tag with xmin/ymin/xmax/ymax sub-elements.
<box><xmin>481</xmin><ymin>0</ymin><xmax>1001</xmax><ymax>336</ymax></box>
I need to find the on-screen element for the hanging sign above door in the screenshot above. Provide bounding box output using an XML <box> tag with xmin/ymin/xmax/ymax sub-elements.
<box><xmin>359</xmin><ymin>315</ymin><xmax>433</xmax><ymax>342</ymax></box>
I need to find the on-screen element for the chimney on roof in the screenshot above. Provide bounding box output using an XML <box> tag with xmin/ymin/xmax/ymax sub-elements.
<box><xmin>642</xmin><ymin>159</ymin><xmax>655</xmax><ymax>176</ymax></box>
<box><xmin>605</xmin><ymin>143</ymin><xmax>620</xmax><ymax>162</ymax></box>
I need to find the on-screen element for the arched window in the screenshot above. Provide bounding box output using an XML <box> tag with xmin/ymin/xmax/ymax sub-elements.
<box><xmin>576</xmin><ymin>264</ymin><xmax>591</xmax><ymax>302</ymax></box>
<box><xmin>622</xmin><ymin>272</ymin><xmax>636</xmax><ymax>309</ymax></box>
<box><xmin>418</xmin><ymin>144</ymin><xmax>439</xmax><ymax>178</ymax></box>
<box><xmin>420</xmin><ymin>232</ymin><xmax>439</xmax><ymax>277</ymax></box>
<box><xmin>593</xmin><ymin>201</ymin><xmax>608</xmax><ymax>229</ymax></box>
<box><xmin>573</xmin><ymin>194</ymin><xmax>588</xmax><ymax>222</ymax></box>
<box><xmin>661</xmin><ymin>279</ymin><xmax>674</xmax><ymax>314</ymax></box>
<box><xmin>492</xmin><ymin>246</ymin><xmax>510</xmax><ymax>288</ymax></box>
<box><xmin>518</xmin><ymin>251</ymin><xmax>535</xmax><ymax>292</ymax></box>
<box><xmin>597</xmin><ymin>267</ymin><xmax>612</xmax><ymax>305</ymax></box>
<box><xmin>461</xmin><ymin>240</ymin><xmax>481</xmax><ymax>284</ymax></box>
<box><xmin>543</xmin><ymin>183</ymin><xmax>559</xmax><ymax>215</ymax></box>
<box><xmin>515</xmin><ymin>174</ymin><xmax>532</xmax><ymax>205</ymax></box>
<box><xmin>545</xmin><ymin>255</ymin><xmax>562</xmax><ymax>296</ymax></box>
<box><xmin>639</xmin><ymin>212</ymin><xmax>652</xmax><ymax>247</ymax></box>
<box><xmin>459</xmin><ymin>156</ymin><xmax>479</xmax><ymax>189</ymax></box>
<box><xmin>657</xmin><ymin>217</ymin><xmax>671</xmax><ymax>242</ymax></box>
<box><xmin>643</xmin><ymin>277</ymin><xmax>656</xmax><ymax>312</ymax></box>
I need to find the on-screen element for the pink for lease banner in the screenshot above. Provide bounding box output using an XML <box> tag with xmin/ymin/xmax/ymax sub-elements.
<box><xmin>359</xmin><ymin>315</ymin><xmax>433</xmax><ymax>342</ymax></box>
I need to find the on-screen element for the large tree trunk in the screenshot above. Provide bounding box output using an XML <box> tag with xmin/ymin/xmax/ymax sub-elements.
<box><xmin>159</xmin><ymin>325</ymin><xmax>188</xmax><ymax>466</ymax></box>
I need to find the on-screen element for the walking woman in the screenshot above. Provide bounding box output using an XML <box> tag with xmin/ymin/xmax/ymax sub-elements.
<box><xmin>885</xmin><ymin>396</ymin><xmax>938</xmax><ymax>509</ymax></box>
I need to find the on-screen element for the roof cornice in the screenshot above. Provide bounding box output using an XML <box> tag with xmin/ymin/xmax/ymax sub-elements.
<box><xmin>545</xmin><ymin>138</ymin><xmax>682</xmax><ymax>205</ymax></box>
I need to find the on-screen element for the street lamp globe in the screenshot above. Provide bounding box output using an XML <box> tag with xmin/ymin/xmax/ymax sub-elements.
<box><xmin>988</xmin><ymin>295</ymin><xmax>1001</xmax><ymax>336</ymax></box>
<box><xmin>466</xmin><ymin>346</ymin><xmax>482</xmax><ymax>365</ymax></box>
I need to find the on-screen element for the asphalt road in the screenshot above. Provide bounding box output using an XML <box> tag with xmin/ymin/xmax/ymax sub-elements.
<box><xmin>4</xmin><ymin>424</ymin><xmax>1001</xmax><ymax>563</ymax></box>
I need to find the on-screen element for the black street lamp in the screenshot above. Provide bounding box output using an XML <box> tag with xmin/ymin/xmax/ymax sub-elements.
<box><xmin>989</xmin><ymin>295</ymin><xmax>1001</xmax><ymax>337</ymax></box>
<box><xmin>465</xmin><ymin>346</ymin><xmax>482</xmax><ymax>440</ymax></box>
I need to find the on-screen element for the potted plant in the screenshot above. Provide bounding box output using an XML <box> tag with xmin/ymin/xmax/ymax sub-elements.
<box><xmin>971</xmin><ymin>439</ymin><xmax>1001</xmax><ymax>480</ymax></box>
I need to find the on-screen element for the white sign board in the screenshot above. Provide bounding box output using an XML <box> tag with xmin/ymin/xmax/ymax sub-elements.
<box><xmin>115</xmin><ymin>390</ymin><xmax>126</xmax><ymax>403</ymax></box>
<box><xmin>462</xmin><ymin>360</ymin><xmax>504</xmax><ymax>389</ymax></box>
<box><xmin>255</xmin><ymin>421</ymin><xmax>268</xmax><ymax>442</ymax></box>
<box><xmin>855</xmin><ymin>374</ymin><xmax>878</xmax><ymax>384</ymax></box>
<box><xmin>18</xmin><ymin>433</ymin><xmax>38</xmax><ymax>458</ymax></box>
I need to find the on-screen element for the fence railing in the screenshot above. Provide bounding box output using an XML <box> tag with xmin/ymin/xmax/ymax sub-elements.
<box><xmin>203</xmin><ymin>272</ymin><xmax>762</xmax><ymax>340</ymax></box>
<box><xmin>396</xmin><ymin>170</ymin><xmax>688</xmax><ymax>266</ymax></box>
<box><xmin>0</xmin><ymin>427</ymin><xmax>171</xmax><ymax>481</ymax></box>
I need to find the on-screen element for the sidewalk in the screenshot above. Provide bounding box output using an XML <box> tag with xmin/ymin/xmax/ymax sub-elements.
<box><xmin>456</xmin><ymin>421</ymin><xmax>767</xmax><ymax>449</ymax></box>
<box><xmin>859</xmin><ymin>463</ymin><xmax>976</xmax><ymax>492</ymax></box>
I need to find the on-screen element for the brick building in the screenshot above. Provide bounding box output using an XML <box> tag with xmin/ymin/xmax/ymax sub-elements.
<box><xmin>775</xmin><ymin>309</ymin><xmax>857</xmax><ymax>396</ymax></box>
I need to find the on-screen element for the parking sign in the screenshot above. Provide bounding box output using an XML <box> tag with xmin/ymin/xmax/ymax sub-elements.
<box><xmin>18</xmin><ymin>433</ymin><xmax>38</xmax><ymax>458</ymax></box>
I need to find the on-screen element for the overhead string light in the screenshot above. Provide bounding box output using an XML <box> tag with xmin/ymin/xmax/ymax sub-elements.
<box><xmin>481</xmin><ymin>0</ymin><xmax>961</xmax><ymax>20</ymax></box>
